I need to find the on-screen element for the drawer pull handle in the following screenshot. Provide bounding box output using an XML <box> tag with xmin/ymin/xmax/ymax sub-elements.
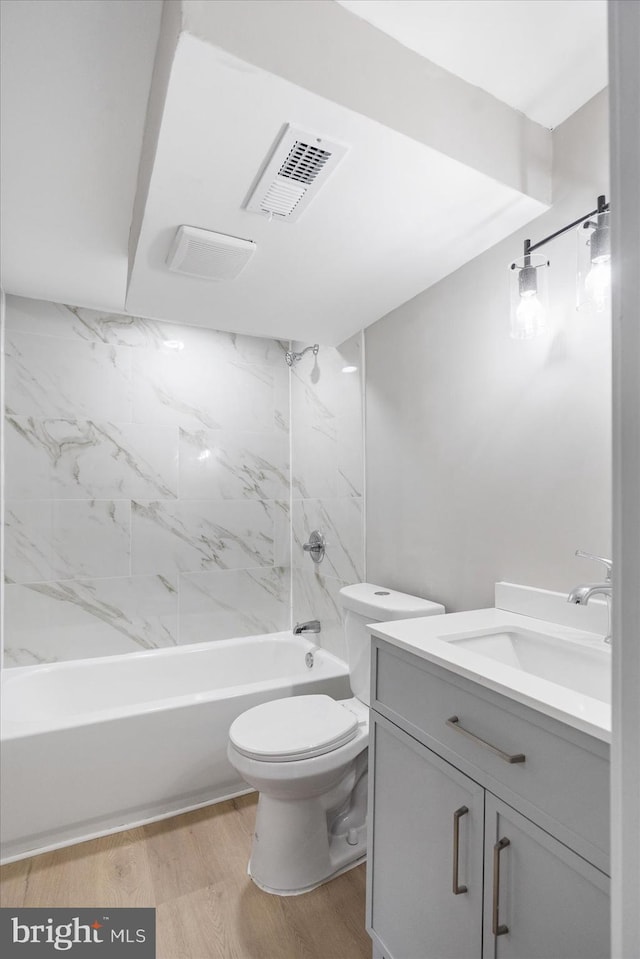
<box><xmin>452</xmin><ymin>805</ymin><xmax>469</xmax><ymax>895</ymax></box>
<box><xmin>446</xmin><ymin>716</ymin><xmax>526</xmax><ymax>764</ymax></box>
<box><xmin>492</xmin><ymin>837</ymin><xmax>510</xmax><ymax>936</ymax></box>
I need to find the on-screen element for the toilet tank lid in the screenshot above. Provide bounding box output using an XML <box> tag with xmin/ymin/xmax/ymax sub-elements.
<box><xmin>339</xmin><ymin>583</ymin><xmax>445</xmax><ymax>621</ymax></box>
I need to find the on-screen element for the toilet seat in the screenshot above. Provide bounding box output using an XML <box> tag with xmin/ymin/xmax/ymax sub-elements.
<box><xmin>229</xmin><ymin>694</ymin><xmax>359</xmax><ymax>762</ymax></box>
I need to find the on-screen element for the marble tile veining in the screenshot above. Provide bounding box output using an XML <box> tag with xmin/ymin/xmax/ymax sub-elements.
<box><xmin>292</xmin><ymin>568</ymin><xmax>349</xmax><ymax>661</ymax></box>
<box><xmin>179</xmin><ymin>428</ymin><xmax>289</xmax><ymax>501</ymax></box>
<box><xmin>291</xmin><ymin>334</ymin><xmax>364</xmax><ymax>501</ymax></box>
<box><xmin>290</xmin><ymin>333</ymin><xmax>365</xmax><ymax>660</ymax></box>
<box><xmin>5</xmin><ymin>500</ymin><xmax>131</xmax><ymax>584</ymax></box>
<box><xmin>3</xmin><ymin>575</ymin><xmax>179</xmax><ymax>666</ymax></box>
<box><xmin>4</xmin><ymin>296</ymin><xmax>289</xmax><ymax>365</ymax></box>
<box><xmin>2</xmin><ymin>296</ymin><xmax>365</xmax><ymax>665</ymax></box>
<box><xmin>292</xmin><ymin>497</ymin><xmax>364</xmax><ymax>582</ymax></box>
<box><xmin>5</xmin><ymin>331</ymin><xmax>131</xmax><ymax>421</ymax></box>
<box><xmin>5</xmin><ymin>417</ymin><xmax>178</xmax><ymax>500</ymax></box>
<box><xmin>3</xmin><ymin>501</ymin><xmax>54</xmax><ymax>585</ymax></box>
<box><xmin>131</xmin><ymin>499</ymin><xmax>276</xmax><ymax>576</ymax></box>
<box><xmin>292</xmin><ymin>425</ymin><xmax>339</xmax><ymax>500</ymax></box>
<box><xmin>179</xmin><ymin>567</ymin><xmax>290</xmax><ymax>645</ymax></box>
<box><xmin>131</xmin><ymin>345</ymin><xmax>278</xmax><ymax>431</ymax></box>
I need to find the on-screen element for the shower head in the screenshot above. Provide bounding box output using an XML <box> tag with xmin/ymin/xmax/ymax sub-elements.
<box><xmin>285</xmin><ymin>344</ymin><xmax>319</xmax><ymax>366</ymax></box>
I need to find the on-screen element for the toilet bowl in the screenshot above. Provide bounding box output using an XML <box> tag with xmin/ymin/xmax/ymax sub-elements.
<box><xmin>227</xmin><ymin>583</ymin><xmax>445</xmax><ymax>895</ymax></box>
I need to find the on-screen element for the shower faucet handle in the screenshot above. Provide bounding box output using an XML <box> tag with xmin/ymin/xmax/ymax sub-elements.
<box><xmin>302</xmin><ymin>530</ymin><xmax>325</xmax><ymax>564</ymax></box>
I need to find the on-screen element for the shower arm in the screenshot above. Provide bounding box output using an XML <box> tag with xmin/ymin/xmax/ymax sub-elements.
<box><xmin>285</xmin><ymin>344</ymin><xmax>319</xmax><ymax>366</ymax></box>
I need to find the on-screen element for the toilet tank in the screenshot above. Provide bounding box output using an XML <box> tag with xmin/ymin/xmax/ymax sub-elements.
<box><xmin>339</xmin><ymin>583</ymin><xmax>445</xmax><ymax>705</ymax></box>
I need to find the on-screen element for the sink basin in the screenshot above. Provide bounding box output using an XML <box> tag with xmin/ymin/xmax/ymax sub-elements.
<box><xmin>446</xmin><ymin>628</ymin><xmax>611</xmax><ymax>704</ymax></box>
<box><xmin>369</xmin><ymin>589</ymin><xmax>612</xmax><ymax>741</ymax></box>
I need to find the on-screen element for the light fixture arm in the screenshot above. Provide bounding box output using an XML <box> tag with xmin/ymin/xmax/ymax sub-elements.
<box><xmin>514</xmin><ymin>195</ymin><xmax>610</xmax><ymax>266</ymax></box>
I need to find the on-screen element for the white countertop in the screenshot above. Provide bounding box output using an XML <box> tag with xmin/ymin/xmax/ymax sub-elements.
<box><xmin>370</xmin><ymin>607</ymin><xmax>611</xmax><ymax>743</ymax></box>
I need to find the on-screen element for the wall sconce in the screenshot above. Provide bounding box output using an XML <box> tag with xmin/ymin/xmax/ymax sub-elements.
<box><xmin>577</xmin><ymin>196</ymin><xmax>611</xmax><ymax>312</ymax></box>
<box><xmin>509</xmin><ymin>246</ymin><xmax>549</xmax><ymax>340</ymax></box>
<box><xmin>509</xmin><ymin>194</ymin><xmax>610</xmax><ymax>339</ymax></box>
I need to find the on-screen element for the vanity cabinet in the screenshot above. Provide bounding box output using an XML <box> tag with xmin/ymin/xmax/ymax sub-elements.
<box><xmin>370</xmin><ymin>716</ymin><xmax>484</xmax><ymax>959</ymax></box>
<box><xmin>367</xmin><ymin>639</ymin><xmax>611</xmax><ymax>959</ymax></box>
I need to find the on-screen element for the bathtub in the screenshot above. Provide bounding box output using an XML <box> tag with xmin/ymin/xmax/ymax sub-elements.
<box><xmin>0</xmin><ymin>632</ymin><xmax>351</xmax><ymax>863</ymax></box>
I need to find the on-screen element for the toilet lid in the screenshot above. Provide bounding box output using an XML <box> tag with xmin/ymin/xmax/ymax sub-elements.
<box><xmin>229</xmin><ymin>695</ymin><xmax>359</xmax><ymax>762</ymax></box>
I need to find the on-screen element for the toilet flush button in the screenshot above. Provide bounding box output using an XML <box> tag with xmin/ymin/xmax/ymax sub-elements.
<box><xmin>374</xmin><ymin>591</ymin><xmax>390</xmax><ymax>596</ymax></box>
<box><xmin>347</xmin><ymin>828</ymin><xmax>358</xmax><ymax>846</ymax></box>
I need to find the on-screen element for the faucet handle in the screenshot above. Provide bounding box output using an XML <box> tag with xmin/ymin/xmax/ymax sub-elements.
<box><xmin>575</xmin><ymin>549</ymin><xmax>612</xmax><ymax>580</ymax></box>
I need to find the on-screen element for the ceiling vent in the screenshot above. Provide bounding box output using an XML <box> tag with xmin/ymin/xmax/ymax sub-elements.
<box><xmin>166</xmin><ymin>227</ymin><xmax>256</xmax><ymax>281</ymax></box>
<box><xmin>245</xmin><ymin>124</ymin><xmax>348</xmax><ymax>222</ymax></box>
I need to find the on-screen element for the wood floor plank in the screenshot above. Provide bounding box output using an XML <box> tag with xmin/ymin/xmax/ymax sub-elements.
<box><xmin>143</xmin><ymin>795</ymin><xmax>256</xmax><ymax>907</ymax></box>
<box><xmin>0</xmin><ymin>797</ymin><xmax>371</xmax><ymax>959</ymax></box>
<box><xmin>0</xmin><ymin>828</ymin><xmax>155</xmax><ymax>909</ymax></box>
<box><xmin>279</xmin><ymin>867</ymin><xmax>371</xmax><ymax>959</ymax></box>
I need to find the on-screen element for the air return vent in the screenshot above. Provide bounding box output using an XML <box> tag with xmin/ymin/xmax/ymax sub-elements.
<box><xmin>166</xmin><ymin>227</ymin><xmax>256</xmax><ymax>281</ymax></box>
<box><xmin>245</xmin><ymin>124</ymin><xmax>348</xmax><ymax>222</ymax></box>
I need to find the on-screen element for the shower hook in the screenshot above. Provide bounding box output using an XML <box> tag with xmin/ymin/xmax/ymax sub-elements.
<box><xmin>285</xmin><ymin>344</ymin><xmax>319</xmax><ymax>367</ymax></box>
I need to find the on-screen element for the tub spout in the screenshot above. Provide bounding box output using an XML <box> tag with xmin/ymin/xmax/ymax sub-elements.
<box><xmin>293</xmin><ymin>620</ymin><xmax>321</xmax><ymax>635</ymax></box>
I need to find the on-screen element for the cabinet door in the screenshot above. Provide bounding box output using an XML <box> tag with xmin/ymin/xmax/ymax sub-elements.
<box><xmin>483</xmin><ymin>795</ymin><xmax>610</xmax><ymax>959</ymax></box>
<box><xmin>368</xmin><ymin>713</ymin><xmax>484</xmax><ymax>959</ymax></box>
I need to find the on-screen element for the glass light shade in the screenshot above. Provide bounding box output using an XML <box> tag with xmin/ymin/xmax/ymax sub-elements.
<box><xmin>577</xmin><ymin>210</ymin><xmax>611</xmax><ymax>312</ymax></box>
<box><xmin>509</xmin><ymin>253</ymin><xmax>549</xmax><ymax>339</ymax></box>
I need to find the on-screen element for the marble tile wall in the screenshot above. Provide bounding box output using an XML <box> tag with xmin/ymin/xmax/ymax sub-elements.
<box><xmin>291</xmin><ymin>334</ymin><xmax>365</xmax><ymax>660</ymax></box>
<box><xmin>2</xmin><ymin>295</ymin><xmax>291</xmax><ymax>665</ymax></box>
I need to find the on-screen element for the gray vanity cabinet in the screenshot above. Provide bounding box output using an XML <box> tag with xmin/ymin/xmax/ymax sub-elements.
<box><xmin>369</xmin><ymin>714</ymin><xmax>484</xmax><ymax>959</ymax></box>
<box><xmin>483</xmin><ymin>795</ymin><xmax>609</xmax><ymax>959</ymax></box>
<box><xmin>367</xmin><ymin>638</ymin><xmax>611</xmax><ymax>959</ymax></box>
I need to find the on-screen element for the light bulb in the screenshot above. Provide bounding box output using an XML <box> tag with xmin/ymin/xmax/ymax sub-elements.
<box><xmin>584</xmin><ymin>259</ymin><xmax>611</xmax><ymax>312</ymax></box>
<box><xmin>511</xmin><ymin>292</ymin><xmax>546</xmax><ymax>340</ymax></box>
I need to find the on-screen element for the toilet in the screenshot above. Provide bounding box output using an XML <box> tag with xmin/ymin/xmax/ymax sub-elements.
<box><xmin>227</xmin><ymin>583</ymin><xmax>445</xmax><ymax>895</ymax></box>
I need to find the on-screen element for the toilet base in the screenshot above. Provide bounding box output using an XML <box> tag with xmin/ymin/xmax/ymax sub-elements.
<box><xmin>248</xmin><ymin>843</ymin><xmax>366</xmax><ymax>897</ymax></box>
<box><xmin>246</xmin><ymin>765</ymin><xmax>368</xmax><ymax>896</ymax></box>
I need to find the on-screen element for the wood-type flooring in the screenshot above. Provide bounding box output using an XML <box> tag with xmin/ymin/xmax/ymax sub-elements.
<box><xmin>0</xmin><ymin>794</ymin><xmax>371</xmax><ymax>959</ymax></box>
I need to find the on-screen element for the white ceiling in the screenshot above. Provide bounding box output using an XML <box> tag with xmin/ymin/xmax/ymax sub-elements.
<box><xmin>125</xmin><ymin>30</ymin><xmax>545</xmax><ymax>344</ymax></box>
<box><xmin>337</xmin><ymin>0</ymin><xmax>608</xmax><ymax>129</ymax></box>
<box><xmin>0</xmin><ymin>0</ymin><xmax>163</xmax><ymax>311</ymax></box>
<box><xmin>0</xmin><ymin>1</ymin><xmax>608</xmax><ymax>343</ymax></box>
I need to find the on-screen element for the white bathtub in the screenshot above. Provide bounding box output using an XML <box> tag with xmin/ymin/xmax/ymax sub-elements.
<box><xmin>0</xmin><ymin>632</ymin><xmax>351</xmax><ymax>863</ymax></box>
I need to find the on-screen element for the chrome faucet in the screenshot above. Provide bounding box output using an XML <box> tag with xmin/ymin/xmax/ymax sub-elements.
<box><xmin>567</xmin><ymin>549</ymin><xmax>612</xmax><ymax>643</ymax></box>
<box><xmin>293</xmin><ymin>620</ymin><xmax>321</xmax><ymax>635</ymax></box>
<box><xmin>567</xmin><ymin>582</ymin><xmax>612</xmax><ymax>604</ymax></box>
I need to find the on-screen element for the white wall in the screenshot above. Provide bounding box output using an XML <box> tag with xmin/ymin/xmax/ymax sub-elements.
<box><xmin>365</xmin><ymin>90</ymin><xmax>611</xmax><ymax>612</ymax></box>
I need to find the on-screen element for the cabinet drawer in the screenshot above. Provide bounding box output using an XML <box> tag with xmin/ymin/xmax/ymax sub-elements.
<box><xmin>373</xmin><ymin>642</ymin><xmax>610</xmax><ymax>871</ymax></box>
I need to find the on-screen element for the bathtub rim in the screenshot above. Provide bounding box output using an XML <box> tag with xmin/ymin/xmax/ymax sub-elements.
<box><xmin>1</xmin><ymin>632</ymin><xmax>350</xmax><ymax>741</ymax></box>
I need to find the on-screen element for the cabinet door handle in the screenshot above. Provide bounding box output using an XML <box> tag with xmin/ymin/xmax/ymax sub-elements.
<box><xmin>492</xmin><ymin>837</ymin><xmax>510</xmax><ymax>937</ymax></box>
<box><xmin>446</xmin><ymin>716</ymin><xmax>526</xmax><ymax>764</ymax></box>
<box><xmin>452</xmin><ymin>805</ymin><xmax>469</xmax><ymax>895</ymax></box>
